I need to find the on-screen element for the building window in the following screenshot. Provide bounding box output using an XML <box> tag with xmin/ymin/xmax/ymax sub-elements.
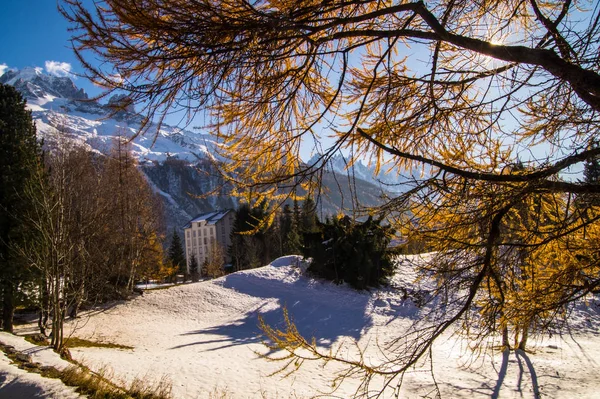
<box><xmin>193</xmin><ymin>230</ymin><xmax>196</xmax><ymax>237</ymax></box>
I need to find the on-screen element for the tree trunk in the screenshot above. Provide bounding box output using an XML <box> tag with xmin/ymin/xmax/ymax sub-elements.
<box><xmin>2</xmin><ymin>282</ymin><xmax>15</xmax><ymax>333</ymax></box>
<box><xmin>38</xmin><ymin>279</ymin><xmax>50</xmax><ymax>335</ymax></box>
<box><xmin>501</xmin><ymin>326</ymin><xmax>510</xmax><ymax>350</ymax></box>
<box><xmin>51</xmin><ymin>276</ymin><xmax>64</xmax><ymax>352</ymax></box>
<box><xmin>518</xmin><ymin>322</ymin><xmax>529</xmax><ymax>351</ymax></box>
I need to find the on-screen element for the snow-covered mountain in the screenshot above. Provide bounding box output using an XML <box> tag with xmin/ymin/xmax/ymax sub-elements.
<box><xmin>309</xmin><ymin>153</ymin><xmax>415</xmax><ymax>192</ymax></box>
<box><xmin>3</xmin><ymin>68</ymin><xmax>389</xmax><ymax>231</ymax></box>
<box><xmin>1</xmin><ymin>67</ymin><xmax>228</xmax><ymax>232</ymax></box>
<box><xmin>1</xmin><ymin>67</ymin><xmax>88</xmax><ymax>101</ymax></box>
<box><xmin>0</xmin><ymin>67</ymin><xmax>216</xmax><ymax>163</ymax></box>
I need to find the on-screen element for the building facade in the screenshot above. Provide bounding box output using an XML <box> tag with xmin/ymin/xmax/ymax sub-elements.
<box><xmin>183</xmin><ymin>210</ymin><xmax>235</xmax><ymax>271</ymax></box>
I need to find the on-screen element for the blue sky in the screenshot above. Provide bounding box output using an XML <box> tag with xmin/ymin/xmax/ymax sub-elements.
<box><xmin>0</xmin><ymin>1</ymin><xmax>324</xmax><ymax>159</ymax></box>
<box><xmin>0</xmin><ymin>1</ymin><xmax>101</xmax><ymax>97</ymax></box>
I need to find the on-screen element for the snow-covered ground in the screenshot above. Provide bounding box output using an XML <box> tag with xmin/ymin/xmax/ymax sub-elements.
<box><xmin>2</xmin><ymin>255</ymin><xmax>600</xmax><ymax>398</ymax></box>
<box><xmin>0</xmin><ymin>333</ymin><xmax>84</xmax><ymax>398</ymax></box>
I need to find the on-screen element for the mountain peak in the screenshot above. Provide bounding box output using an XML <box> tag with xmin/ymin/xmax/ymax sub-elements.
<box><xmin>309</xmin><ymin>152</ymin><xmax>413</xmax><ymax>191</ymax></box>
<box><xmin>0</xmin><ymin>67</ymin><xmax>88</xmax><ymax>101</ymax></box>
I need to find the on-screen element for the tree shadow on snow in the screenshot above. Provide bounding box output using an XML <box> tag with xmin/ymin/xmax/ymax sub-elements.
<box><xmin>488</xmin><ymin>349</ymin><xmax>541</xmax><ymax>399</ymax></box>
<box><xmin>170</xmin><ymin>270</ymin><xmax>374</xmax><ymax>352</ymax></box>
<box><xmin>514</xmin><ymin>349</ymin><xmax>541</xmax><ymax>399</ymax></box>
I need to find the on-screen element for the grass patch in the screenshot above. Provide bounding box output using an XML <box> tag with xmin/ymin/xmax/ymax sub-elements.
<box><xmin>138</xmin><ymin>284</ymin><xmax>177</xmax><ymax>291</ymax></box>
<box><xmin>0</xmin><ymin>342</ymin><xmax>170</xmax><ymax>399</ymax></box>
<box><xmin>24</xmin><ymin>335</ymin><xmax>133</xmax><ymax>350</ymax></box>
<box><xmin>63</xmin><ymin>337</ymin><xmax>133</xmax><ymax>350</ymax></box>
<box><xmin>24</xmin><ymin>334</ymin><xmax>50</xmax><ymax>346</ymax></box>
<box><xmin>61</xmin><ymin>365</ymin><xmax>172</xmax><ymax>399</ymax></box>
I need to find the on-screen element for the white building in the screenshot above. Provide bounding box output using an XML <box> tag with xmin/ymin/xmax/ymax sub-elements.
<box><xmin>183</xmin><ymin>210</ymin><xmax>235</xmax><ymax>271</ymax></box>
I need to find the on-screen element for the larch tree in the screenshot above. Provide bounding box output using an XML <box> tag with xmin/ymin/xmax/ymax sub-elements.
<box><xmin>62</xmin><ymin>0</ymin><xmax>600</xmax><ymax>395</ymax></box>
<box><xmin>205</xmin><ymin>241</ymin><xmax>226</xmax><ymax>278</ymax></box>
<box><xmin>103</xmin><ymin>138</ymin><xmax>165</xmax><ymax>293</ymax></box>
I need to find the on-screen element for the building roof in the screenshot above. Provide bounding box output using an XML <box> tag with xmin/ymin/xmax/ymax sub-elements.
<box><xmin>184</xmin><ymin>209</ymin><xmax>233</xmax><ymax>229</ymax></box>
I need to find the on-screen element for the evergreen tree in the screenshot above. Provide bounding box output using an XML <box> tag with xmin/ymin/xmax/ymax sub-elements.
<box><xmin>572</xmin><ymin>140</ymin><xmax>600</xmax><ymax>214</ymax></box>
<box><xmin>168</xmin><ymin>229</ymin><xmax>186</xmax><ymax>281</ymax></box>
<box><xmin>580</xmin><ymin>140</ymin><xmax>600</xmax><ymax>209</ymax></box>
<box><xmin>304</xmin><ymin>216</ymin><xmax>395</xmax><ymax>290</ymax></box>
<box><xmin>189</xmin><ymin>254</ymin><xmax>199</xmax><ymax>282</ymax></box>
<box><xmin>300</xmin><ymin>197</ymin><xmax>319</xmax><ymax>234</ymax></box>
<box><xmin>229</xmin><ymin>204</ymin><xmax>252</xmax><ymax>271</ymax></box>
<box><xmin>0</xmin><ymin>83</ymin><xmax>42</xmax><ymax>332</ymax></box>
<box><xmin>229</xmin><ymin>202</ymin><xmax>275</xmax><ymax>269</ymax></box>
<box><xmin>280</xmin><ymin>203</ymin><xmax>301</xmax><ymax>255</ymax></box>
<box><xmin>278</xmin><ymin>197</ymin><xmax>319</xmax><ymax>256</ymax></box>
<box><xmin>279</xmin><ymin>204</ymin><xmax>293</xmax><ymax>238</ymax></box>
<box><xmin>292</xmin><ymin>198</ymin><xmax>301</xmax><ymax>230</ymax></box>
<box><xmin>284</xmin><ymin>228</ymin><xmax>302</xmax><ymax>255</ymax></box>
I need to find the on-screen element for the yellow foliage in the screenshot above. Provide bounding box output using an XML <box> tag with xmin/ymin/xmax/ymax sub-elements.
<box><xmin>62</xmin><ymin>0</ymin><xmax>600</xmax><ymax>388</ymax></box>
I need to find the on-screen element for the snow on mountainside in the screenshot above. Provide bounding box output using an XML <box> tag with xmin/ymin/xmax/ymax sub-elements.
<box><xmin>3</xmin><ymin>68</ymin><xmax>390</xmax><ymax>231</ymax></box>
<box><xmin>0</xmin><ymin>67</ymin><xmax>216</xmax><ymax>163</ymax></box>
<box><xmin>2</xmin><ymin>67</ymin><xmax>409</xmax><ymax>193</ymax></box>
<box><xmin>309</xmin><ymin>153</ymin><xmax>416</xmax><ymax>192</ymax></box>
<box><xmin>1</xmin><ymin>67</ymin><xmax>87</xmax><ymax>102</ymax></box>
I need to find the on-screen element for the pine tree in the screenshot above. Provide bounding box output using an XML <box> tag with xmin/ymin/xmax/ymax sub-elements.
<box><xmin>168</xmin><ymin>230</ymin><xmax>186</xmax><ymax>281</ymax></box>
<box><xmin>300</xmin><ymin>197</ymin><xmax>319</xmax><ymax>234</ymax></box>
<box><xmin>279</xmin><ymin>204</ymin><xmax>293</xmax><ymax>239</ymax></box>
<box><xmin>229</xmin><ymin>202</ymin><xmax>275</xmax><ymax>269</ymax></box>
<box><xmin>189</xmin><ymin>254</ymin><xmax>199</xmax><ymax>282</ymax></box>
<box><xmin>304</xmin><ymin>215</ymin><xmax>395</xmax><ymax>290</ymax></box>
<box><xmin>0</xmin><ymin>83</ymin><xmax>42</xmax><ymax>332</ymax></box>
<box><xmin>292</xmin><ymin>198</ymin><xmax>301</xmax><ymax>230</ymax></box>
<box><xmin>281</xmin><ymin>203</ymin><xmax>301</xmax><ymax>255</ymax></box>
<box><xmin>280</xmin><ymin>198</ymin><xmax>303</xmax><ymax>255</ymax></box>
<box><xmin>284</xmin><ymin>229</ymin><xmax>302</xmax><ymax>256</ymax></box>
